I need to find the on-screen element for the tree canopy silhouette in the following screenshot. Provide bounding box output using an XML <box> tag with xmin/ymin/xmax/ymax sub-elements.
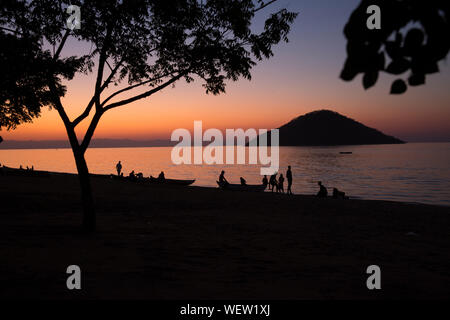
<box><xmin>0</xmin><ymin>0</ymin><xmax>297</xmax><ymax>231</ymax></box>
<box><xmin>341</xmin><ymin>0</ymin><xmax>449</xmax><ymax>94</ymax></box>
<box><xmin>0</xmin><ymin>31</ymin><xmax>55</xmax><ymax>143</ymax></box>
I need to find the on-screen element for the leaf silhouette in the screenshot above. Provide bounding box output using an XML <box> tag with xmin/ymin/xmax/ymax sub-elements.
<box><xmin>404</xmin><ymin>28</ymin><xmax>425</xmax><ymax>55</ymax></box>
<box><xmin>340</xmin><ymin>58</ymin><xmax>359</xmax><ymax>81</ymax></box>
<box><xmin>408</xmin><ymin>73</ymin><xmax>425</xmax><ymax>86</ymax></box>
<box><xmin>363</xmin><ymin>70</ymin><xmax>379</xmax><ymax>89</ymax></box>
<box><xmin>385</xmin><ymin>58</ymin><xmax>410</xmax><ymax>75</ymax></box>
<box><xmin>390</xmin><ymin>79</ymin><xmax>407</xmax><ymax>94</ymax></box>
<box><xmin>342</xmin><ymin>1</ymin><xmax>449</xmax><ymax>94</ymax></box>
<box><xmin>385</xmin><ymin>41</ymin><xmax>402</xmax><ymax>60</ymax></box>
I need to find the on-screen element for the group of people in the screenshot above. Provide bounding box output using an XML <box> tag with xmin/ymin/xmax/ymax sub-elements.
<box><xmin>115</xmin><ymin>160</ymin><xmax>165</xmax><ymax>182</ymax></box>
<box><xmin>219</xmin><ymin>166</ymin><xmax>294</xmax><ymax>195</ymax></box>
<box><xmin>261</xmin><ymin>166</ymin><xmax>293</xmax><ymax>195</ymax></box>
<box><xmin>220</xmin><ymin>165</ymin><xmax>347</xmax><ymax>199</ymax></box>
<box><xmin>19</xmin><ymin>165</ymin><xmax>34</xmax><ymax>171</ymax></box>
<box><xmin>317</xmin><ymin>181</ymin><xmax>348</xmax><ymax>199</ymax></box>
<box><xmin>117</xmin><ymin>160</ymin><xmax>347</xmax><ymax>198</ymax></box>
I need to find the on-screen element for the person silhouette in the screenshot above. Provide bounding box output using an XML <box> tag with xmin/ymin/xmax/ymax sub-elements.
<box><xmin>278</xmin><ymin>174</ymin><xmax>285</xmax><ymax>193</ymax></box>
<box><xmin>129</xmin><ymin>170</ymin><xmax>136</xmax><ymax>181</ymax></box>
<box><xmin>333</xmin><ymin>187</ymin><xmax>348</xmax><ymax>199</ymax></box>
<box><xmin>286</xmin><ymin>166</ymin><xmax>293</xmax><ymax>195</ymax></box>
<box><xmin>240</xmin><ymin>177</ymin><xmax>247</xmax><ymax>186</ymax></box>
<box><xmin>269</xmin><ymin>173</ymin><xmax>277</xmax><ymax>192</ymax></box>
<box><xmin>317</xmin><ymin>181</ymin><xmax>328</xmax><ymax>198</ymax></box>
<box><xmin>158</xmin><ymin>171</ymin><xmax>165</xmax><ymax>181</ymax></box>
<box><xmin>219</xmin><ymin>170</ymin><xmax>229</xmax><ymax>186</ymax></box>
<box><xmin>262</xmin><ymin>175</ymin><xmax>268</xmax><ymax>188</ymax></box>
<box><xmin>116</xmin><ymin>161</ymin><xmax>122</xmax><ymax>176</ymax></box>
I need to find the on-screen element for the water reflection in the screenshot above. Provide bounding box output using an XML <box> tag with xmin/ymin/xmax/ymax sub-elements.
<box><xmin>1</xmin><ymin>143</ymin><xmax>449</xmax><ymax>206</ymax></box>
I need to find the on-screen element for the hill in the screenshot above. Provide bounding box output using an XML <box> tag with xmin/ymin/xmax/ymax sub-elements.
<box><xmin>257</xmin><ymin>110</ymin><xmax>404</xmax><ymax>146</ymax></box>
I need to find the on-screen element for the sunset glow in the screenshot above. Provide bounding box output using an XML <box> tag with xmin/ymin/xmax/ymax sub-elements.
<box><xmin>2</xmin><ymin>0</ymin><xmax>449</xmax><ymax>142</ymax></box>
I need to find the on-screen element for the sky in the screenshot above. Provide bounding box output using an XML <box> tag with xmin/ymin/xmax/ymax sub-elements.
<box><xmin>2</xmin><ymin>0</ymin><xmax>450</xmax><ymax>142</ymax></box>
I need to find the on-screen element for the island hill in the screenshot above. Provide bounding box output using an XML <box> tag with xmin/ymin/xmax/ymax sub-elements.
<box><xmin>255</xmin><ymin>110</ymin><xmax>404</xmax><ymax>146</ymax></box>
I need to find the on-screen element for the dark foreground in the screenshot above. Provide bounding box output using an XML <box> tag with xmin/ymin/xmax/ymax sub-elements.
<box><xmin>0</xmin><ymin>171</ymin><xmax>449</xmax><ymax>299</ymax></box>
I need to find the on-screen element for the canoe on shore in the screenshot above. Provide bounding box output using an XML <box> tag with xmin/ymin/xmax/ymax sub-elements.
<box><xmin>148</xmin><ymin>176</ymin><xmax>195</xmax><ymax>186</ymax></box>
<box><xmin>93</xmin><ymin>174</ymin><xmax>195</xmax><ymax>186</ymax></box>
<box><xmin>216</xmin><ymin>181</ymin><xmax>267</xmax><ymax>192</ymax></box>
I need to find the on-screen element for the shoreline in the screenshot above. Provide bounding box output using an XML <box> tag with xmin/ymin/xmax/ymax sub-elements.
<box><xmin>1</xmin><ymin>165</ymin><xmax>448</xmax><ymax>208</ymax></box>
<box><xmin>1</xmin><ymin>169</ymin><xmax>450</xmax><ymax>299</ymax></box>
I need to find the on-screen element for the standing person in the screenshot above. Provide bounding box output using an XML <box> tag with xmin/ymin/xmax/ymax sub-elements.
<box><xmin>269</xmin><ymin>173</ymin><xmax>277</xmax><ymax>192</ymax></box>
<box><xmin>262</xmin><ymin>175</ymin><xmax>268</xmax><ymax>188</ymax></box>
<box><xmin>116</xmin><ymin>161</ymin><xmax>122</xmax><ymax>176</ymax></box>
<box><xmin>286</xmin><ymin>165</ymin><xmax>293</xmax><ymax>195</ymax></box>
<box><xmin>278</xmin><ymin>174</ymin><xmax>285</xmax><ymax>193</ymax></box>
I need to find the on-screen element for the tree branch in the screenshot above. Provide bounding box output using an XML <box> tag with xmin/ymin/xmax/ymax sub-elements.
<box><xmin>0</xmin><ymin>26</ymin><xmax>22</xmax><ymax>34</ymax></box>
<box><xmin>103</xmin><ymin>73</ymin><xmax>186</xmax><ymax>112</ymax></box>
<box><xmin>254</xmin><ymin>0</ymin><xmax>278</xmax><ymax>13</ymax></box>
<box><xmin>80</xmin><ymin>110</ymin><xmax>103</xmax><ymax>153</ymax></box>
<box><xmin>53</xmin><ymin>29</ymin><xmax>70</xmax><ymax>61</ymax></box>
<box><xmin>72</xmin><ymin>59</ymin><xmax>124</xmax><ymax>127</ymax></box>
<box><xmin>93</xmin><ymin>26</ymin><xmax>113</xmax><ymax>111</ymax></box>
<box><xmin>100</xmin><ymin>71</ymin><xmax>177</xmax><ymax>108</ymax></box>
<box><xmin>47</xmin><ymin>77</ymin><xmax>80</xmax><ymax>151</ymax></box>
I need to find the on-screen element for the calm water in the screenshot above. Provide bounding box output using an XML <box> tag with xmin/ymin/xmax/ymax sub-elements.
<box><xmin>1</xmin><ymin>143</ymin><xmax>449</xmax><ymax>206</ymax></box>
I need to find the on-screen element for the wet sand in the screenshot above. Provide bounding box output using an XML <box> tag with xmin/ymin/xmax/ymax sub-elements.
<box><xmin>0</xmin><ymin>169</ymin><xmax>449</xmax><ymax>299</ymax></box>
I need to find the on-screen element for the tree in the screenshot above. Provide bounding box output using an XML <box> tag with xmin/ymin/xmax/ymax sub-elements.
<box><xmin>341</xmin><ymin>0</ymin><xmax>449</xmax><ymax>94</ymax></box>
<box><xmin>0</xmin><ymin>31</ymin><xmax>54</xmax><ymax>142</ymax></box>
<box><xmin>0</xmin><ymin>0</ymin><xmax>297</xmax><ymax>232</ymax></box>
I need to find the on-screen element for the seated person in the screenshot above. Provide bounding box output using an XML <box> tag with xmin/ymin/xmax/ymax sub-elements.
<box><xmin>317</xmin><ymin>181</ymin><xmax>328</xmax><ymax>198</ymax></box>
<box><xmin>157</xmin><ymin>171</ymin><xmax>166</xmax><ymax>181</ymax></box>
<box><xmin>219</xmin><ymin>170</ymin><xmax>229</xmax><ymax>186</ymax></box>
<box><xmin>332</xmin><ymin>188</ymin><xmax>348</xmax><ymax>199</ymax></box>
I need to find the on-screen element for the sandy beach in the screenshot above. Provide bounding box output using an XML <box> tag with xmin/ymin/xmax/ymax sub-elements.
<box><xmin>0</xmin><ymin>169</ymin><xmax>449</xmax><ymax>299</ymax></box>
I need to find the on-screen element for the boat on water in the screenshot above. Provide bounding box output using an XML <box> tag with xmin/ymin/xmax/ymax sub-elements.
<box><xmin>339</xmin><ymin>152</ymin><xmax>353</xmax><ymax>154</ymax></box>
<box><xmin>148</xmin><ymin>176</ymin><xmax>195</xmax><ymax>186</ymax></box>
<box><xmin>216</xmin><ymin>181</ymin><xmax>267</xmax><ymax>192</ymax></box>
<box><xmin>96</xmin><ymin>174</ymin><xmax>195</xmax><ymax>186</ymax></box>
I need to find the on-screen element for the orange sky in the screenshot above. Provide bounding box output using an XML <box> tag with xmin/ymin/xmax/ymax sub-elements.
<box><xmin>2</xmin><ymin>0</ymin><xmax>450</xmax><ymax>142</ymax></box>
<box><xmin>3</xmin><ymin>60</ymin><xmax>449</xmax><ymax>143</ymax></box>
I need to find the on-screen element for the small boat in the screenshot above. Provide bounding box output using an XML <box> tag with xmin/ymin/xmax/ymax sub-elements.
<box><xmin>339</xmin><ymin>152</ymin><xmax>353</xmax><ymax>154</ymax></box>
<box><xmin>216</xmin><ymin>181</ymin><xmax>267</xmax><ymax>192</ymax></box>
<box><xmin>149</xmin><ymin>176</ymin><xmax>195</xmax><ymax>186</ymax></box>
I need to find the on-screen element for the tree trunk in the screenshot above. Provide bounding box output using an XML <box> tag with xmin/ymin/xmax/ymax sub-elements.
<box><xmin>73</xmin><ymin>151</ymin><xmax>96</xmax><ymax>232</ymax></box>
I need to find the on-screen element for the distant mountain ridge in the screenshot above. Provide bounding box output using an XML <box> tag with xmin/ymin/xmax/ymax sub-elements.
<box><xmin>1</xmin><ymin>110</ymin><xmax>405</xmax><ymax>149</ymax></box>
<box><xmin>0</xmin><ymin>139</ymin><xmax>177</xmax><ymax>150</ymax></box>
<box><xmin>257</xmin><ymin>110</ymin><xmax>404</xmax><ymax>146</ymax></box>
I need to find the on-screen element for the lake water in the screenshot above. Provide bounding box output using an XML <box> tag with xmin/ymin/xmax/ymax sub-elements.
<box><xmin>1</xmin><ymin>143</ymin><xmax>449</xmax><ymax>206</ymax></box>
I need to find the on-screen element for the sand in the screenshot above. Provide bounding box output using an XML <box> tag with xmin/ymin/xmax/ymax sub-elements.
<box><xmin>0</xmin><ymin>169</ymin><xmax>449</xmax><ymax>299</ymax></box>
